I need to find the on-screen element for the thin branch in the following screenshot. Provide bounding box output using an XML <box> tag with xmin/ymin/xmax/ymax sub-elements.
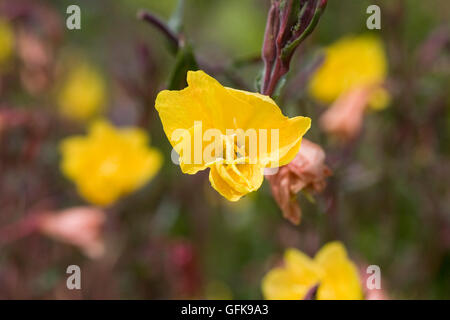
<box><xmin>137</xmin><ymin>10</ymin><xmax>179</xmax><ymax>49</ymax></box>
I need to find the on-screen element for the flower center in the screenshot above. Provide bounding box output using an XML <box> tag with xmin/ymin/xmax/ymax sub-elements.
<box><xmin>221</xmin><ymin>134</ymin><xmax>247</xmax><ymax>164</ymax></box>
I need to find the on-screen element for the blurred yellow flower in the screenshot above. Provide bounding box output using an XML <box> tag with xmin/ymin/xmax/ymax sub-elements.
<box><xmin>262</xmin><ymin>242</ymin><xmax>363</xmax><ymax>300</ymax></box>
<box><xmin>60</xmin><ymin>120</ymin><xmax>163</xmax><ymax>206</ymax></box>
<box><xmin>0</xmin><ymin>19</ymin><xmax>14</xmax><ymax>67</ymax></box>
<box><xmin>58</xmin><ymin>63</ymin><xmax>106</xmax><ymax>121</ymax></box>
<box><xmin>309</xmin><ymin>35</ymin><xmax>390</xmax><ymax>110</ymax></box>
<box><xmin>155</xmin><ymin>70</ymin><xmax>311</xmax><ymax>201</ymax></box>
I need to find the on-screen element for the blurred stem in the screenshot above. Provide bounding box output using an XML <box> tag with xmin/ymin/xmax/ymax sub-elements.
<box><xmin>261</xmin><ymin>2</ymin><xmax>279</xmax><ymax>96</ymax></box>
<box><xmin>137</xmin><ymin>10</ymin><xmax>180</xmax><ymax>51</ymax></box>
<box><xmin>138</xmin><ymin>2</ymin><xmax>199</xmax><ymax>90</ymax></box>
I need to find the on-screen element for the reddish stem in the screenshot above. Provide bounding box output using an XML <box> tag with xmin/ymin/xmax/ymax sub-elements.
<box><xmin>137</xmin><ymin>10</ymin><xmax>180</xmax><ymax>49</ymax></box>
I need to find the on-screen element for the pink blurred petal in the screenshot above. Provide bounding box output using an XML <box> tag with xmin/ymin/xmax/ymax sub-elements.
<box><xmin>319</xmin><ymin>86</ymin><xmax>372</xmax><ymax>141</ymax></box>
<box><xmin>38</xmin><ymin>207</ymin><xmax>106</xmax><ymax>258</ymax></box>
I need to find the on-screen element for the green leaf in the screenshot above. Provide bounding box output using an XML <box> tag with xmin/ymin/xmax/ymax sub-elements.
<box><xmin>167</xmin><ymin>44</ymin><xmax>198</xmax><ymax>90</ymax></box>
<box><xmin>255</xmin><ymin>71</ymin><xmax>263</xmax><ymax>92</ymax></box>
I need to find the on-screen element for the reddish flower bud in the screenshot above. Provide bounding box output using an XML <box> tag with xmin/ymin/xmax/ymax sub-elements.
<box><xmin>261</xmin><ymin>0</ymin><xmax>327</xmax><ymax>96</ymax></box>
<box><xmin>267</xmin><ymin>139</ymin><xmax>332</xmax><ymax>224</ymax></box>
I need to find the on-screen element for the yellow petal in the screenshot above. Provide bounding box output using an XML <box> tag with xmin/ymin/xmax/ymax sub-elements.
<box><xmin>277</xmin><ymin>137</ymin><xmax>303</xmax><ymax>167</ymax></box>
<box><xmin>155</xmin><ymin>71</ymin><xmax>234</xmax><ymax>173</ymax></box>
<box><xmin>60</xmin><ymin>136</ymin><xmax>89</xmax><ymax>178</ymax></box>
<box><xmin>58</xmin><ymin>64</ymin><xmax>106</xmax><ymax>121</ymax></box>
<box><xmin>60</xmin><ymin>120</ymin><xmax>162</xmax><ymax>206</ymax></box>
<box><xmin>155</xmin><ymin>70</ymin><xmax>311</xmax><ymax>201</ymax></box>
<box><xmin>262</xmin><ymin>248</ymin><xmax>322</xmax><ymax>300</ymax></box>
<box><xmin>155</xmin><ymin>71</ymin><xmax>222</xmax><ymax>141</ymax></box>
<box><xmin>284</xmin><ymin>248</ymin><xmax>322</xmax><ymax>290</ymax></box>
<box><xmin>209</xmin><ymin>162</ymin><xmax>263</xmax><ymax>201</ymax></box>
<box><xmin>176</xmin><ymin>121</ymin><xmax>220</xmax><ymax>174</ymax></box>
<box><xmin>368</xmin><ymin>87</ymin><xmax>391</xmax><ymax>110</ymax></box>
<box><xmin>314</xmin><ymin>241</ymin><xmax>363</xmax><ymax>300</ymax></box>
<box><xmin>0</xmin><ymin>19</ymin><xmax>14</xmax><ymax>66</ymax></box>
<box><xmin>156</xmin><ymin>71</ymin><xmax>311</xmax><ymax>169</ymax></box>
<box><xmin>262</xmin><ymin>268</ymin><xmax>313</xmax><ymax>300</ymax></box>
<box><xmin>309</xmin><ymin>35</ymin><xmax>388</xmax><ymax>104</ymax></box>
<box><xmin>226</xmin><ymin>88</ymin><xmax>311</xmax><ymax>166</ymax></box>
<box><xmin>209</xmin><ymin>164</ymin><xmax>246</xmax><ymax>201</ymax></box>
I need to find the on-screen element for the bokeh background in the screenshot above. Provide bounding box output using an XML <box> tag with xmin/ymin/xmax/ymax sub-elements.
<box><xmin>0</xmin><ymin>0</ymin><xmax>449</xmax><ymax>299</ymax></box>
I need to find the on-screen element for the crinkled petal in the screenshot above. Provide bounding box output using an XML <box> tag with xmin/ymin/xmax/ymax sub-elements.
<box><xmin>209</xmin><ymin>165</ymin><xmax>246</xmax><ymax>201</ymax></box>
<box><xmin>209</xmin><ymin>163</ymin><xmax>264</xmax><ymax>201</ymax></box>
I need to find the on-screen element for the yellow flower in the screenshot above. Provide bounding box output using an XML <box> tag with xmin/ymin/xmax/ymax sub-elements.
<box><xmin>309</xmin><ymin>35</ymin><xmax>390</xmax><ymax>110</ymax></box>
<box><xmin>154</xmin><ymin>70</ymin><xmax>311</xmax><ymax>201</ymax></box>
<box><xmin>60</xmin><ymin>120</ymin><xmax>163</xmax><ymax>206</ymax></box>
<box><xmin>262</xmin><ymin>242</ymin><xmax>363</xmax><ymax>300</ymax></box>
<box><xmin>0</xmin><ymin>19</ymin><xmax>14</xmax><ymax>67</ymax></box>
<box><xmin>58</xmin><ymin>63</ymin><xmax>106</xmax><ymax>121</ymax></box>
